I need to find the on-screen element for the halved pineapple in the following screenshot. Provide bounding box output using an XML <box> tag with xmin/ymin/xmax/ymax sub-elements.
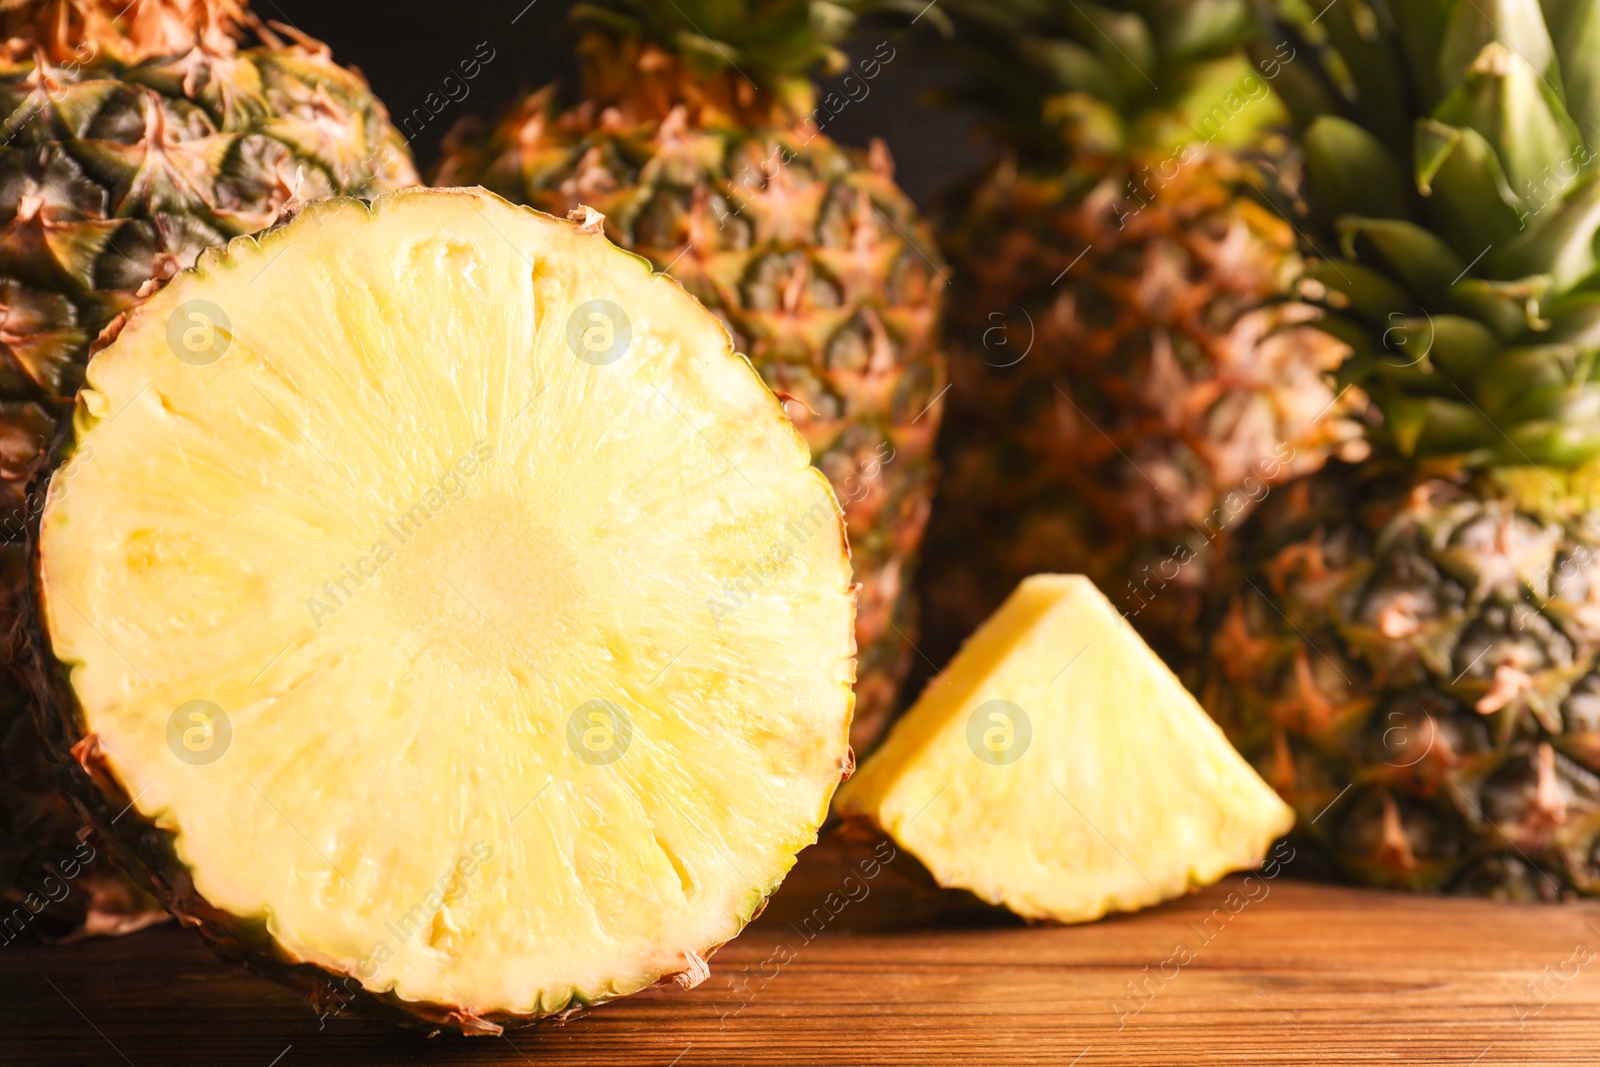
<box><xmin>836</xmin><ymin>575</ymin><xmax>1290</xmax><ymax>923</ymax></box>
<box><xmin>21</xmin><ymin>188</ymin><xmax>855</xmax><ymax>1030</ymax></box>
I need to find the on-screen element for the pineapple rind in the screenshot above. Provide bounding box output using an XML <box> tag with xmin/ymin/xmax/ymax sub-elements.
<box><xmin>1208</xmin><ymin>461</ymin><xmax>1600</xmax><ymax>896</ymax></box>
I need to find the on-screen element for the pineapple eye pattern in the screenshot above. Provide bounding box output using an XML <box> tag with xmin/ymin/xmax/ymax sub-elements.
<box><xmin>165</xmin><ymin>700</ymin><xmax>231</xmax><ymax>766</ymax></box>
<box><xmin>966</xmin><ymin>699</ymin><xmax>1031</xmax><ymax>765</ymax></box>
<box><xmin>166</xmin><ymin>300</ymin><xmax>233</xmax><ymax>367</ymax></box>
<box><xmin>565</xmin><ymin>300</ymin><xmax>632</xmax><ymax>366</ymax></box>
<box><xmin>567</xmin><ymin>699</ymin><xmax>632</xmax><ymax>765</ymax></box>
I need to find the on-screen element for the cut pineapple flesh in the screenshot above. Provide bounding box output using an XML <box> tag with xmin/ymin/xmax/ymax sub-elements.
<box><xmin>35</xmin><ymin>189</ymin><xmax>855</xmax><ymax>1019</ymax></box>
<box><xmin>836</xmin><ymin>575</ymin><xmax>1291</xmax><ymax>923</ymax></box>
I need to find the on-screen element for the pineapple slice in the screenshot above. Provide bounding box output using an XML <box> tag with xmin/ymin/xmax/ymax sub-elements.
<box><xmin>23</xmin><ymin>188</ymin><xmax>855</xmax><ymax>1030</ymax></box>
<box><xmin>835</xmin><ymin>575</ymin><xmax>1291</xmax><ymax>923</ymax></box>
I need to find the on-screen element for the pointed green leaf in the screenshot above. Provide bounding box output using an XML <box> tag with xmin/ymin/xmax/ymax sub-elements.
<box><xmin>1448</xmin><ymin>273</ymin><xmax>1553</xmax><ymax>335</ymax></box>
<box><xmin>1023</xmin><ymin>39</ymin><xmax>1125</xmax><ymax>109</ymax></box>
<box><xmin>675</xmin><ymin>28</ymin><xmax>744</xmax><ymax>72</ymax></box>
<box><xmin>1254</xmin><ymin>32</ymin><xmax>1339</xmax><ymax>129</ymax></box>
<box><xmin>1301</xmin><ymin>259</ymin><xmax>1417</xmax><ymax>325</ymax></box>
<box><xmin>1415</xmin><ymin>396</ymin><xmax>1502</xmax><ymax>456</ymax></box>
<box><xmin>1486</xmin><ymin>172</ymin><xmax>1600</xmax><ymax>288</ymax></box>
<box><xmin>1304</xmin><ymin>115</ymin><xmax>1410</xmax><ymax>224</ymax></box>
<box><xmin>1415</xmin><ymin>121</ymin><xmax>1526</xmax><ymax>254</ymax></box>
<box><xmin>1433</xmin><ymin>43</ymin><xmax>1581</xmax><ymax>202</ymax></box>
<box><xmin>1070</xmin><ymin>3</ymin><xmax>1157</xmax><ymax>103</ymax></box>
<box><xmin>1339</xmin><ymin>217</ymin><xmax>1467</xmax><ymax>300</ymax></box>
<box><xmin>1475</xmin><ymin>343</ymin><xmax>1578</xmax><ymax>415</ymax></box>
<box><xmin>1042</xmin><ymin>92</ymin><xmax>1127</xmax><ymax>155</ymax></box>
<box><xmin>1545</xmin><ymin>291</ymin><xmax>1600</xmax><ymax>346</ymax></box>
<box><xmin>1377</xmin><ymin>315</ymin><xmax>1443</xmax><ymax>373</ymax></box>
<box><xmin>1543</xmin><ymin>0</ymin><xmax>1600</xmax><ymax>140</ymax></box>
<box><xmin>1384</xmin><ymin>395</ymin><xmax>1434</xmax><ymax>455</ymax></box>
<box><xmin>1506</xmin><ymin>387</ymin><xmax>1600</xmax><ymax>462</ymax></box>
<box><xmin>1313</xmin><ymin>312</ymin><xmax>1375</xmax><ymax>354</ymax></box>
<box><xmin>1389</xmin><ymin>0</ymin><xmax>1454</xmax><ymax>109</ymax></box>
<box><xmin>1315</xmin><ymin>0</ymin><xmax>1411</xmax><ymax>158</ymax></box>
<box><xmin>1161</xmin><ymin>0</ymin><xmax>1255</xmax><ymax>59</ymax></box>
<box><xmin>1464</xmin><ymin>334</ymin><xmax>1600</xmax><ymax>462</ymax></box>
<box><xmin>1409</xmin><ymin>313</ymin><xmax>1502</xmax><ymax>375</ymax></box>
<box><xmin>1439</xmin><ymin>0</ymin><xmax>1558</xmax><ymax>92</ymax></box>
<box><xmin>1155</xmin><ymin>55</ymin><xmax>1285</xmax><ymax>150</ymax></box>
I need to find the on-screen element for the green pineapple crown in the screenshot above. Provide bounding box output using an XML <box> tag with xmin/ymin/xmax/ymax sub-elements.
<box><xmin>937</xmin><ymin>0</ymin><xmax>1285</xmax><ymax>163</ymax></box>
<box><xmin>1273</xmin><ymin>0</ymin><xmax>1600</xmax><ymax>472</ymax></box>
<box><xmin>569</xmin><ymin>0</ymin><xmax>935</xmax><ymax>117</ymax></box>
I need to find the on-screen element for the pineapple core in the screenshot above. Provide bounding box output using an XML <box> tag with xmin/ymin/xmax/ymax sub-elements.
<box><xmin>36</xmin><ymin>189</ymin><xmax>855</xmax><ymax>1017</ymax></box>
<box><xmin>836</xmin><ymin>575</ymin><xmax>1292</xmax><ymax>922</ymax></box>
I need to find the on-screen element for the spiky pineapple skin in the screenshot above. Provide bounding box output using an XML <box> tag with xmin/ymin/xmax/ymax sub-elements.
<box><xmin>1</xmin><ymin>543</ymin><xmax>166</xmax><ymax>943</ymax></box>
<box><xmin>1206</xmin><ymin>460</ymin><xmax>1600</xmax><ymax>899</ymax></box>
<box><xmin>437</xmin><ymin>65</ymin><xmax>946</xmax><ymax>751</ymax></box>
<box><xmin>0</xmin><ymin>27</ymin><xmax>418</xmax><ymax>938</ymax></box>
<box><xmin>918</xmin><ymin>145</ymin><xmax>1350</xmax><ymax>676</ymax></box>
<box><xmin>0</xmin><ymin>32</ymin><xmax>418</xmax><ymax>408</ymax></box>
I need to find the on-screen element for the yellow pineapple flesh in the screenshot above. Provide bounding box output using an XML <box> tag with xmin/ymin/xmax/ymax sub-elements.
<box><xmin>837</xmin><ymin>575</ymin><xmax>1292</xmax><ymax>922</ymax></box>
<box><xmin>24</xmin><ymin>188</ymin><xmax>855</xmax><ymax>1027</ymax></box>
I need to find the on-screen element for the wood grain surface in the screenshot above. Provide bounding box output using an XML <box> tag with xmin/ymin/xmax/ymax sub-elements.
<box><xmin>3</xmin><ymin>833</ymin><xmax>1598</xmax><ymax>1066</ymax></box>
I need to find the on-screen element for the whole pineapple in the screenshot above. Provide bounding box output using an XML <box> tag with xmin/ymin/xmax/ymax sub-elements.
<box><xmin>1206</xmin><ymin>0</ymin><xmax>1600</xmax><ymax>897</ymax></box>
<box><xmin>917</xmin><ymin>0</ymin><xmax>1357</xmax><ymax>676</ymax></box>
<box><xmin>0</xmin><ymin>0</ymin><xmax>417</xmax><ymax>939</ymax></box>
<box><xmin>434</xmin><ymin>0</ymin><xmax>946</xmax><ymax>751</ymax></box>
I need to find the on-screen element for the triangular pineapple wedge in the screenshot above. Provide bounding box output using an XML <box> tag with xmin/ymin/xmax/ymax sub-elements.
<box><xmin>836</xmin><ymin>575</ymin><xmax>1292</xmax><ymax>922</ymax></box>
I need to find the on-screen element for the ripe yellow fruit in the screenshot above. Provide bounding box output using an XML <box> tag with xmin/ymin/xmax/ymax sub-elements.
<box><xmin>23</xmin><ymin>188</ymin><xmax>855</xmax><ymax>1030</ymax></box>
<box><xmin>837</xmin><ymin>575</ymin><xmax>1291</xmax><ymax>922</ymax></box>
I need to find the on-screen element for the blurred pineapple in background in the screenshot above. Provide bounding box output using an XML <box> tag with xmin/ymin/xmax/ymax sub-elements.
<box><xmin>1205</xmin><ymin>0</ymin><xmax>1600</xmax><ymax>897</ymax></box>
<box><xmin>436</xmin><ymin>0</ymin><xmax>947</xmax><ymax>751</ymax></box>
<box><xmin>914</xmin><ymin>0</ymin><xmax>1359</xmax><ymax>683</ymax></box>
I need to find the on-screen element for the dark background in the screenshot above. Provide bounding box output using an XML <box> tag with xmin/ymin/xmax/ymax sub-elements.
<box><xmin>257</xmin><ymin>0</ymin><xmax>983</xmax><ymax>206</ymax></box>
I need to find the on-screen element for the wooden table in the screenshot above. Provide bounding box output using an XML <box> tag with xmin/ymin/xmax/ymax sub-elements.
<box><xmin>3</xmin><ymin>834</ymin><xmax>1597</xmax><ymax>1066</ymax></box>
